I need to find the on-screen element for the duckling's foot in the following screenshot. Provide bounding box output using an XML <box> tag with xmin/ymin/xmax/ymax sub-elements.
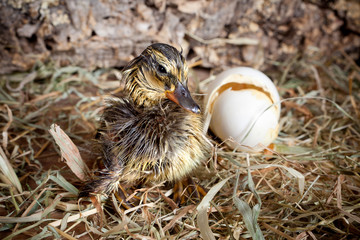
<box><xmin>173</xmin><ymin>177</ymin><xmax>207</xmax><ymax>206</ymax></box>
<box><xmin>114</xmin><ymin>184</ymin><xmax>139</xmax><ymax>210</ymax></box>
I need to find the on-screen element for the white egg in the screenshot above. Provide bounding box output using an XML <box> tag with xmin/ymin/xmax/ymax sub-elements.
<box><xmin>204</xmin><ymin>67</ymin><xmax>281</xmax><ymax>152</ymax></box>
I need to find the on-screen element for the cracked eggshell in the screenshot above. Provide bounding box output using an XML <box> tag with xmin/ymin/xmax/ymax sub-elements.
<box><xmin>204</xmin><ymin>67</ymin><xmax>281</xmax><ymax>152</ymax></box>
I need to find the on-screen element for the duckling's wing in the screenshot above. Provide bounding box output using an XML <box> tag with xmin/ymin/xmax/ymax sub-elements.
<box><xmin>79</xmin><ymin>97</ymin><xmax>137</xmax><ymax>197</ymax></box>
<box><xmin>98</xmin><ymin>97</ymin><xmax>138</xmax><ymax>171</ymax></box>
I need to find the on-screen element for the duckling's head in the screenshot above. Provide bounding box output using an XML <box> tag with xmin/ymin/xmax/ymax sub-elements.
<box><xmin>123</xmin><ymin>43</ymin><xmax>200</xmax><ymax>114</ymax></box>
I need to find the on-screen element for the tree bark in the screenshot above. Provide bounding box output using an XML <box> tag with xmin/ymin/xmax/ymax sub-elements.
<box><xmin>0</xmin><ymin>0</ymin><xmax>359</xmax><ymax>74</ymax></box>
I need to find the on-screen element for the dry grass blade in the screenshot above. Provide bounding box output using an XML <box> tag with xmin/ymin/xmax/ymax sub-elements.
<box><xmin>49</xmin><ymin>226</ymin><xmax>78</xmax><ymax>240</ymax></box>
<box><xmin>197</xmin><ymin>177</ymin><xmax>231</xmax><ymax>240</ymax></box>
<box><xmin>49</xmin><ymin>124</ymin><xmax>90</xmax><ymax>181</ymax></box>
<box><xmin>249</xmin><ymin>164</ymin><xmax>305</xmax><ymax>196</ymax></box>
<box><xmin>280</xmin><ymin>96</ymin><xmax>357</xmax><ymax>123</ymax></box>
<box><xmin>3</xmin><ymin>220</ymin><xmax>46</xmax><ymax>240</ymax></box>
<box><xmin>49</xmin><ymin>208</ymin><xmax>98</xmax><ymax>227</ymax></box>
<box><xmin>2</xmin><ymin>104</ymin><xmax>13</xmax><ymax>149</ymax></box>
<box><xmin>49</xmin><ymin>172</ymin><xmax>79</xmax><ymax>195</ymax></box>
<box><xmin>1</xmin><ymin>193</ymin><xmax>62</xmax><ymax>233</ymax></box>
<box><xmin>0</xmin><ymin>146</ymin><xmax>22</xmax><ymax>193</ymax></box>
<box><xmin>163</xmin><ymin>205</ymin><xmax>196</xmax><ymax>232</ymax></box>
<box><xmin>262</xmin><ymin>222</ymin><xmax>295</xmax><ymax>240</ymax></box>
<box><xmin>233</xmin><ymin>157</ymin><xmax>265</xmax><ymax>240</ymax></box>
<box><xmin>233</xmin><ymin>196</ymin><xmax>264</xmax><ymax>240</ymax></box>
<box><xmin>0</xmin><ymin>212</ymin><xmax>42</xmax><ymax>223</ymax></box>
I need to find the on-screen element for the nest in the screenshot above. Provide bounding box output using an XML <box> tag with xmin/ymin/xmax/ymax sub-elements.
<box><xmin>0</xmin><ymin>49</ymin><xmax>359</xmax><ymax>239</ymax></box>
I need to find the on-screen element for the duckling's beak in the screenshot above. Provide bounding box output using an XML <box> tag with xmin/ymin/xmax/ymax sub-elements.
<box><xmin>165</xmin><ymin>83</ymin><xmax>201</xmax><ymax>114</ymax></box>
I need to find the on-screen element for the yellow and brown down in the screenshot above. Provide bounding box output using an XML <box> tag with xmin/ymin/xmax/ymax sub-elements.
<box><xmin>79</xmin><ymin>43</ymin><xmax>209</xmax><ymax>197</ymax></box>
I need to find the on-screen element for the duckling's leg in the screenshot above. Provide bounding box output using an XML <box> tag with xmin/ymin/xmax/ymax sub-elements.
<box><xmin>173</xmin><ymin>180</ymin><xmax>184</xmax><ymax>205</ymax></box>
<box><xmin>79</xmin><ymin>172</ymin><xmax>139</xmax><ymax>210</ymax></box>
<box><xmin>173</xmin><ymin>177</ymin><xmax>207</xmax><ymax>206</ymax></box>
<box><xmin>186</xmin><ymin>177</ymin><xmax>207</xmax><ymax>200</ymax></box>
<box><xmin>114</xmin><ymin>184</ymin><xmax>134</xmax><ymax>210</ymax></box>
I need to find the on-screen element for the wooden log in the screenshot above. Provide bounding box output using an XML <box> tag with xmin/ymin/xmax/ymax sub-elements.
<box><xmin>0</xmin><ymin>0</ymin><xmax>359</xmax><ymax>74</ymax></box>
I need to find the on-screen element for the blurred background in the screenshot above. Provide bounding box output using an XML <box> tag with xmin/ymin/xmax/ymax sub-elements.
<box><xmin>1</xmin><ymin>0</ymin><xmax>359</xmax><ymax>74</ymax></box>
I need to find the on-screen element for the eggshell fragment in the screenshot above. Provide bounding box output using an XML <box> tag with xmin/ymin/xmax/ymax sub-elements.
<box><xmin>204</xmin><ymin>67</ymin><xmax>281</xmax><ymax>152</ymax></box>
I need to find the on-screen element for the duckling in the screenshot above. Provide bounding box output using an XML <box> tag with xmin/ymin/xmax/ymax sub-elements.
<box><xmin>79</xmin><ymin>43</ymin><xmax>209</xmax><ymax>198</ymax></box>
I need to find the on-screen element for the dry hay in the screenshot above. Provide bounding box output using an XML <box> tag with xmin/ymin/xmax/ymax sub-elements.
<box><xmin>0</xmin><ymin>49</ymin><xmax>359</xmax><ymax>239</ymax></box>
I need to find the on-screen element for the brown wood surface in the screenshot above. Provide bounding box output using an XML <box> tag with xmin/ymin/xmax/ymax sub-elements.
<box><xmin>0</xmin><ymin>0</ymin><xmax>359</xmax><ymax>74</ymax></box>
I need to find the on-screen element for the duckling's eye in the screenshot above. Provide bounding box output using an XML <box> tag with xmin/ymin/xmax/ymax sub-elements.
<box><xmin>157</xmin><ymin>65</ymin><xmax>167</xmax><ymax>74</ymax></box>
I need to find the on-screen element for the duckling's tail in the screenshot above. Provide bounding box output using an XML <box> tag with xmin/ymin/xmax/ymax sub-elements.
<box><xmin>78</xmin><ymin>171</ymin><xmax>121</xmax><ymax>198</ymax></box>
